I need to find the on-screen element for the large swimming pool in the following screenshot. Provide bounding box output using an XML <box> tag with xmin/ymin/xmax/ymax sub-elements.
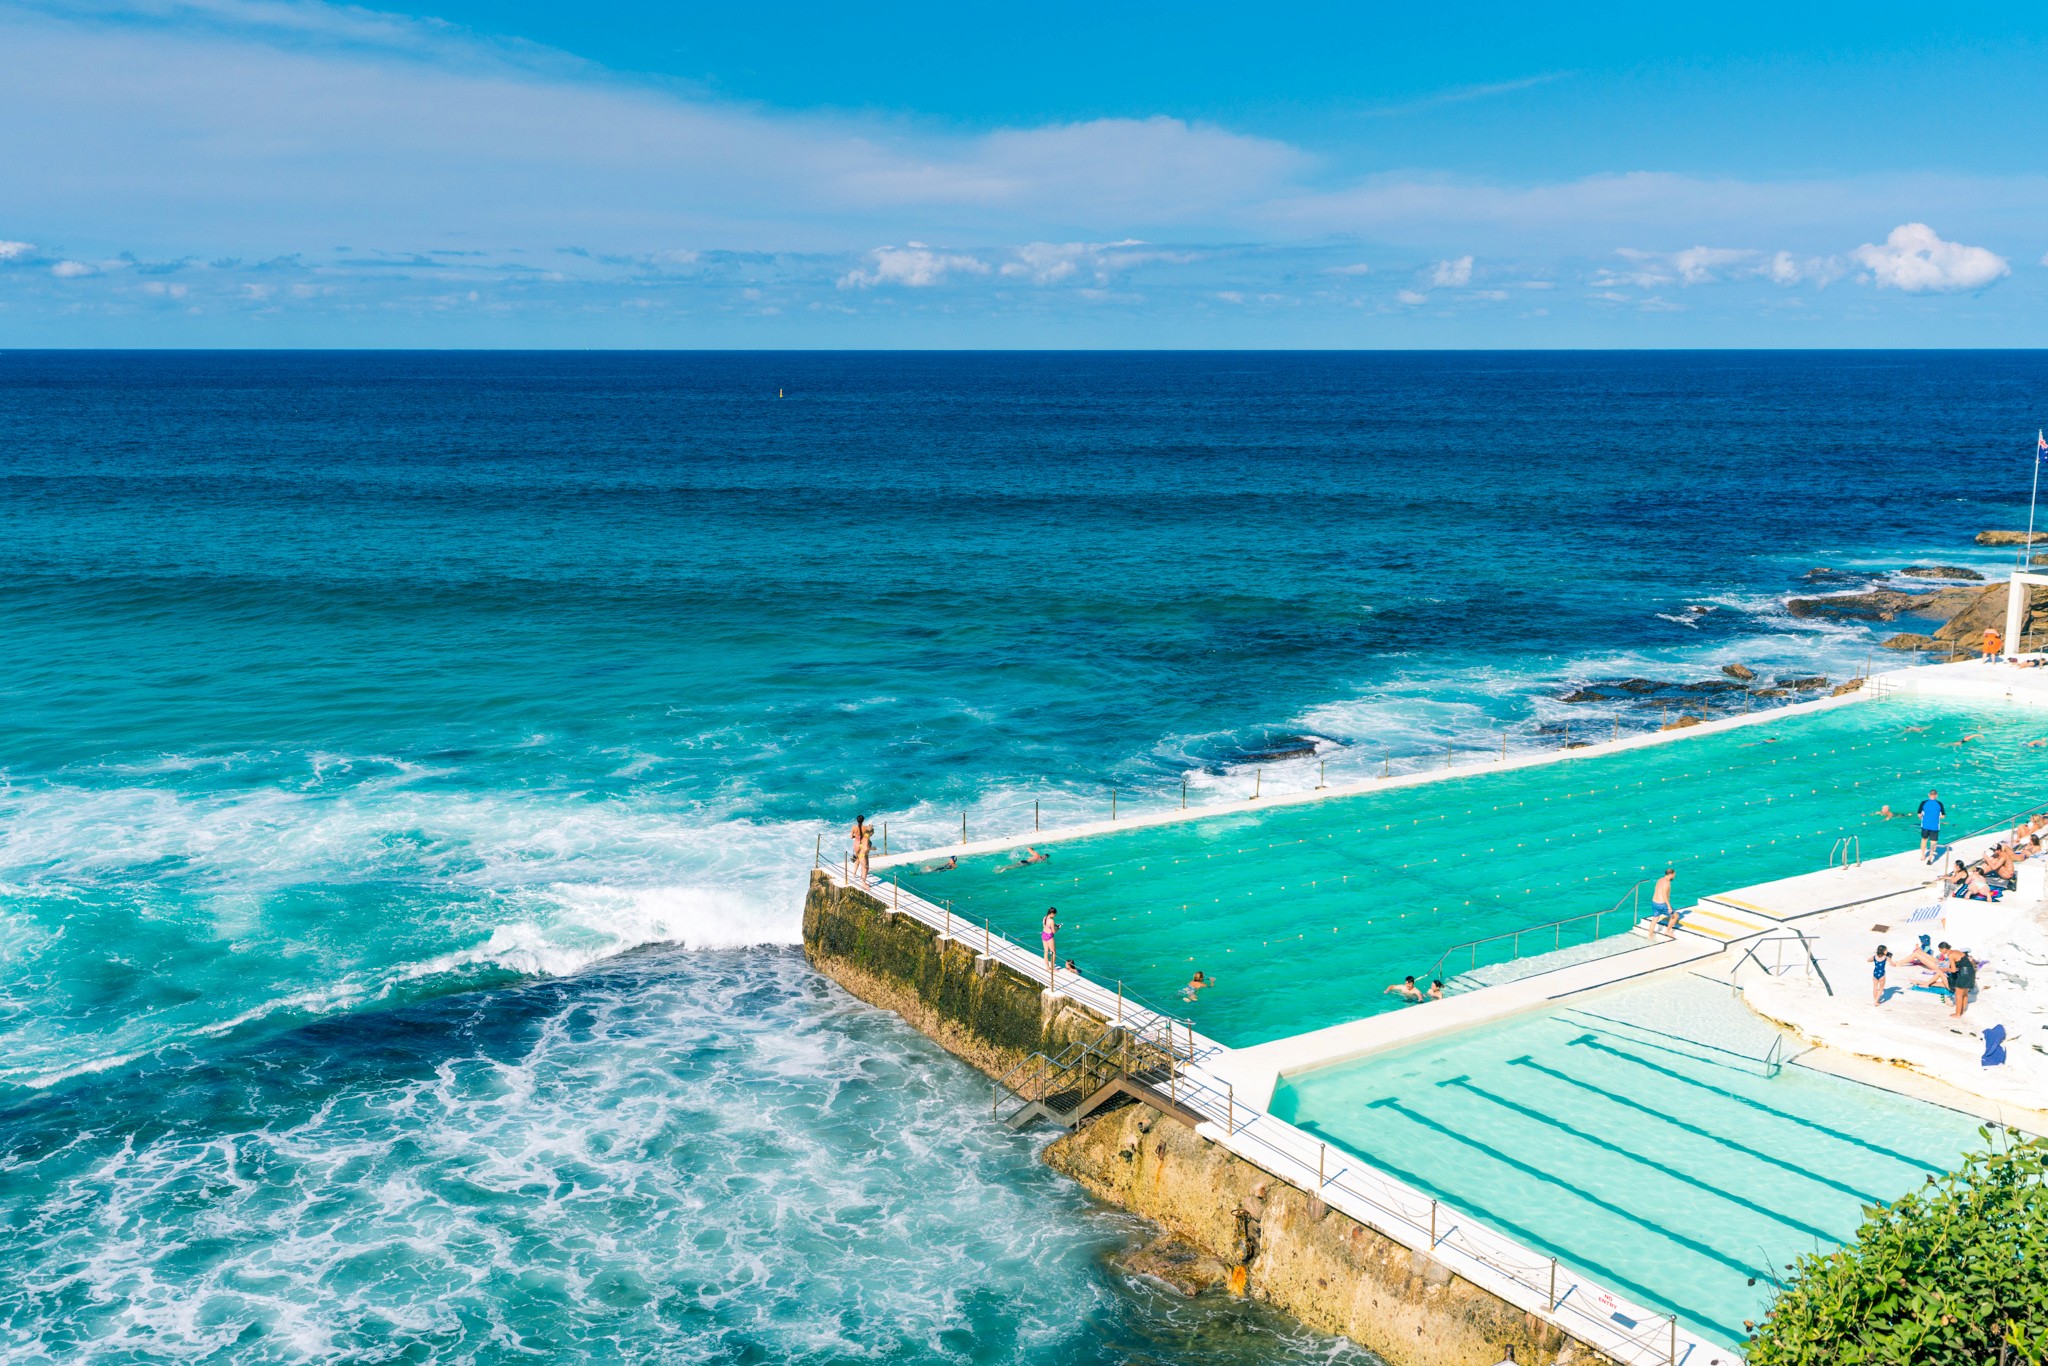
<box><xmin>894</xmin><ymin>695</ymin><xmax>2041</xmax><ymax>1044</ymax></box>
<box><xmin>1268</xmin><ymin>975</ymin><xmax>1988</xmax><ymax>1348</ymax></box>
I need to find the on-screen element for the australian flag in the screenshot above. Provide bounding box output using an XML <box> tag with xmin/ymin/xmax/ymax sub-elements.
<box><xmin>2039</xmin><ymin>430</ymin><xmax>2047</xmax><ymax>461</ymax></box>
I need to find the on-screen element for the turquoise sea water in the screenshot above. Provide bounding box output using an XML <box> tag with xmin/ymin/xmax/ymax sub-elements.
<box><xmin>1270</xmin><ymin>977</ymin><xmax>1987</xmax><ymax>1349</ymax></box>
<box><xmin>2</xmin><ymin>350</ymin><xmax>2045</xmax><ymax>1361</ymax></box>
<box><xmin>899</xmin><ymin>694</ymin><xmax>2041</xmax><ymax>1044</ymax></box>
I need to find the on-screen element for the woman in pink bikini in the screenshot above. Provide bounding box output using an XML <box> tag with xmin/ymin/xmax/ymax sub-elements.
<box><xmin>1041</xmin><ymin>907</ymin><xmax>1060</xmax><ymax>984</ymax></box>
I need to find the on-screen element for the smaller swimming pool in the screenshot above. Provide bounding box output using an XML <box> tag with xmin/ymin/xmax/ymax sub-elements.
<box><xmin>1268</xmin><ymin>975</ymin><xmax>1988</xmax><ymax>1349</ymax></box>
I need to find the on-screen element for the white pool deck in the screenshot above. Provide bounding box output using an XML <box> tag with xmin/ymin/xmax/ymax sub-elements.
<box><xmin>839</xmin><ymin>655</ymin><xmax>2048</xmax><ymax>1366</ymax></box>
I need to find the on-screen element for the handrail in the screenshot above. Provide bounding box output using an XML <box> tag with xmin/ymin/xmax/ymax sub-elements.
<box><xmin>1418</xmin><ymin>878</ymin><xmax>1656</xmax><ymax>989</ymax></box>
<box><xmin>1828</xmin><ymin>835</ymin><xmax>1861</xmax><ymax>869</ymax></box>
<box><xmin>1734</xmin><ymin>928</ymin><xmax>1834</xmax><ymax>997</ymax></box>
<box><xmin>1960</xmin><ymin>798</ymin><xmax>2048</xmax><ymax>844</ymax></box>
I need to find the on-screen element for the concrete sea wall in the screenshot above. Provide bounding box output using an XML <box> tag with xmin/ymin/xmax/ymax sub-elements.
<box><xmin>801</xmin><ymin>870</ymin><xmax>1615</xmax><ymax>1366</ymax></box>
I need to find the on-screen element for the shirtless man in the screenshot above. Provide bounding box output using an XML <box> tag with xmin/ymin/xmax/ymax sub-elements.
<box><xmin>1649</xmin><ymin>867</ymin><xmax>1682</xmax><ymax>940</ymax></box>
<box><xmin>1383</xmin><ymin>976</ymin><xmax>1425</xmax><ymax>1003</ymax></box>
<box><xmin>1985</xmin><ymin>844</ymin><xmax>2016</xmax><ymax>881</ymax></box>
<box><xmin>998</xmin><ymin>846</ymin><xmax>1049</xmax><ymax>872</ymax></box>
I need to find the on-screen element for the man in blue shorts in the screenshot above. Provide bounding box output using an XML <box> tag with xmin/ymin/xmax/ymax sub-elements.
<box><xmin>1918</xmin><ymin>789</ymin><xmax>1945</xmax><ymax>864</ymax></box>
<box><xmin>1649</xmin><ymin>867</ymin><xmax>1681</xmax><ymax>939</ymax></box>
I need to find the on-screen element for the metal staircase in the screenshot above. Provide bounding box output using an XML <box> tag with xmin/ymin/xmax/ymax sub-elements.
<box><xmin>993</xmin><ymin>1019</ymin><xmax>1205</xmax><ymax>1132</ymax></box>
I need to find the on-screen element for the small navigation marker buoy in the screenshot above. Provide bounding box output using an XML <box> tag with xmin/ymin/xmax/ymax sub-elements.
<box><xmin>778</xmin><ymin>388</ymin><xmax>784</xmax><ymax>398</ymax></box>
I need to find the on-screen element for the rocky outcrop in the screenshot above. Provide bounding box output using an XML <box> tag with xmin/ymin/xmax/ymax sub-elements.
<box><xmin>1048</xmin><ymin>1105</ymin><xmax>1613</xmax><ymax>1366</ymax></box>
<box><xmin>1924</xmin><ymin>581</ymin><xmax>2047</xmax><ymax>652</ymax></box>
<box><xmin>1976</xmin><ymin>530</ymin><xmax>2048</xmax><ymax>546</ymax></box>
<box><xmin>1784</xmin><ymin>589</ymin><xmax>1932</xmax><ymax>621</ymax></box>
<box><xmin>1778</xmin><ymin>675</ymin><xmax>1830</xmax><ymax>691</ymax></box>
<box><xmin>1659</xmin><ymin>715</ymin><xmax>1703</xmax><ymax>730</ymax></box>
<box><xmin>1115</xmin><ymin>1235</ymin><xmax>1234</xmax><ymax>1297</ymax></box>
<box><xmin>1720</xmin><ymin>662</ymin><xmax>1755</xmax><ymax>681</ymax></box>
<box><xmin>1899</xmin><ymin>565</ymin><xmax>1984</xmax><ymax>580</ymax></box>
<box><xmin>1831</xmin><ymin>678</ymin><xmax>1865</xmax><ymax>696</ymax></box>
<box><xmin>1880</xmin><ymin>633</ymin><xmax>1941</xmax><ymax>651</ymax></box>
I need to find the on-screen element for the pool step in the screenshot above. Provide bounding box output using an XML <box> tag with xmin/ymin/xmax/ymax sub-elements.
<box><xmin>1634</xmin><ymin>899</ymin><xmax>1779</xmax><ymax>943</ymax></box>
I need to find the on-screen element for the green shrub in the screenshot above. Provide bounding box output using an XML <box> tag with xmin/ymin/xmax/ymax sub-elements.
<box><xmin>1749</xmin><ymin>1130</ymin><xmax>2048</xmax><ymax>1365</ymax></box>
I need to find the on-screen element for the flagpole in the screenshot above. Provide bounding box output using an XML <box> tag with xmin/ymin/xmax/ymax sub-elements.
<box><xmin>2028</xmin><ymin>431</ymin><xmax>2044</xmax><ymax>575</ymax></box>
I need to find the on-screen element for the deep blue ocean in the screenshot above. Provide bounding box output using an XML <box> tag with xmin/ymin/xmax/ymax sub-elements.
<box><xmin>0</xmin><ymin>350</ymin><xmax>2042</xmax><ymax>1364</ymax></box>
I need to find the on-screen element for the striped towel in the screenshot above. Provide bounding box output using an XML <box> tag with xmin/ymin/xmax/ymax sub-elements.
<box><xmin>1908</xmin><ymin>903</ymin><xmax>1945</xmax><ymax>923</ymax></box>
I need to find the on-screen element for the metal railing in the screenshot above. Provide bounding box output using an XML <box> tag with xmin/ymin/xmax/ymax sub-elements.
<box><xmin>1733</xmin><ymin>928</ymin><xmax>1834</xmax><ymax>997</ymax></box>
<box><xmin>1418</xmin><ymin>878</ymin><xmax>1658</xmax><ymax>991</ymax></box>
<box><xmin>992</xmin><ymin>1017</ymin><xmax>1189</xmax><ymax>1129</ymax></box>
<box><xmin>1828</xmin><ymin>835</ymin><xmax>1862</xmax><ymax>869</ymax></box>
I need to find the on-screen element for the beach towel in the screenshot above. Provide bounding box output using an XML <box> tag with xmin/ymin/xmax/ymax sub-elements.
<box><xmin>1982</xmin><ymin>1024</ymin><xmax>2007</xmax><ymax>1067</ymax></box>
<box><xmin>1908</xmin><ymin>904</ymin><xmax>1944</xmax><ymax>922</ymax></box>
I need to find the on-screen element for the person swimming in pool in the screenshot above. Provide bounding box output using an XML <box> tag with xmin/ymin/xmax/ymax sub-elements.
<box><xmin>998</xmin><ymin>847</ymin><xmax>1049</xmax><ymax>872</ymax></box>
<box><xmin>1383</xmin><ymin>976</ymin><xmax>1424</xmax><ymax>1003</ymax></box>
<box><xmin>1875</xmin><ymin>804</ymin><xmax>1898</xmax><ymax>820</ymax></box>
<box><xmin>919</xmin><ymin>856</ymin><xmax>958</xmax><ymax>873</ymax></box>
<box><xmin>1427</xmin><ymin>980</ymin><xmax>1446</xmax><ymax>1001</ymax></box>
<box><xmin>1181</xmin><ymin>971</ymin><xmax>1211</xmax><ymax>1002</ymax></box>
<box><xmin>1870</xmin><ymin>944</ymin><xmax>1891</xmax><ymax>1006</ymax></box>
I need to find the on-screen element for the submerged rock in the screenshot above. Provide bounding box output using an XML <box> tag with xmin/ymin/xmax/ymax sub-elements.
<box><xmin>1784</xmin><ymin>589</ymin><xmax>1933</xmax><ymax>621</ymax></box>
<box><xmin>1900</xmin><ymin>564</ymin><xmax>1984</xmax><ymax>581</ymax></box>
<box><xmin>1678</xmin><ymin>679</ymin><xmax>1748</xmax><ymax>693</ymax></box>
<box><xmin>1558</xmin><ymin>688</ymin><xmax>1605</xmax><ymax>703</ymax></box>
<box><xmin>1752</xmin><ymin>687</ymin><xmax>1789</xmax><ymax>698</ymax></box>
<box><xmin>1609</xmin><ymin>677</ymin><xmax>1664</xmax><ymax>694</ymax></box>
<box><xmin>1779</xmin><ymin>675</ymin><xmax>1830</xmax><ymax>691</ymax></box>
<box><xmin>1660</xmin><ymin>715</ymin><xmax>1704</xmax><ymax>730</ymax></box>
<box><xmin>1976</xmin><ymin>530</ymin><xmax>2048</xmax><ymax>546</ymax></box>
<box><xmin>1114</xmin><ymin>1236</ymin><xmax>1233</xmax><ymax>1298</ymax></box>
<box><xmin>1721</xmin><ymin>662</ymin><xmax>1756</xmax><ymax>681</ymax></box>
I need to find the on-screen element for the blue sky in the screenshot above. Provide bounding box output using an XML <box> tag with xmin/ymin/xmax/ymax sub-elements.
<box><xmin>3</xmin><ymin>0</ymin><xmax>2047</xmax><ymax>346</ymax></box>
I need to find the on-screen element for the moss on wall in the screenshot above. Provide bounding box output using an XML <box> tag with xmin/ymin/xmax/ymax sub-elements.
<box><xmin>802</xmin><ymin>870</ymin><xmax>1109</xmax><ymax>1080</ymax></box>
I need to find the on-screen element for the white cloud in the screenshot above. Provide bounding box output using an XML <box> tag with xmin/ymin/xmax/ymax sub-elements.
<box><xmin>0</xmin><ymin>239</ymin><xmax>32</xmax><ymax>260</ymax></box>
<box><xmin>50</xmin><ymin>260</ymin><xmax>94</xmax><ymax>277</ymax></box>
<box><xmin>999</xmin><ymin>239</ymin><xmax>1171</xmax><ymax>285</ymax></box>
<box><xmin>1429</xmin><ymin>255</ymin><xmax>1473</xmax><ymax>287</ymax></box>
<box><xmin>837</xmin><ymin>245</ymin><xmax>989</xmax><ymax>289</ymax></box>
<box><xmin>1670</xmin><ymin>246</ymin><xmax>1753</xmax><ymax>285</ymax></box>
<box><xmin>1396</xmin><ymin>289</ymin><xmax>1428</xmax><ymax>305</ymax></box>
<box><xmin>1851</xmin><ymin>223</ymin><xmax>2008</xmax><ymax>293</ymax></box>
<box><xmin>1597</xmin><ymin>244</ymin><xmax>1845</xmax><ymax>290</ymax></box>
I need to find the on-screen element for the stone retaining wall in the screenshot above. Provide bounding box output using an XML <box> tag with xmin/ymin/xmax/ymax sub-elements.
<box><xmin>801</xmin><ymin>869</ymin><xmax>1617</xmax><ymax>1366</ymax></box>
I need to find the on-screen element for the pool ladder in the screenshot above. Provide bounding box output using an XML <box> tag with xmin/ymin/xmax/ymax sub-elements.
<box><xmin>1827</xmin><ymin>835</ymin><xmax>1861</xmax><ymax>869</ymax></box>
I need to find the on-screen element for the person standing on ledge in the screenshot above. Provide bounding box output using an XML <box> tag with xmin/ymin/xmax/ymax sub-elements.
<box><xmin>1918</xmin><ymin>789</ymin><xmax>1945</xmax><ymax>864</ymax></box>
<box><xmin>850</xmin><ymin>815</ymin><xmax>873</xmax><ymax>881</ymax></box>
<box><xmin>1649</xmin><ymin>867</ymin><xmax>1680</xmax><ymax>939</ymax></box>
<box><xmin>1040</xmin><ymin>907</ymin><xmax>1060</xmax><ymax>985</ymax></box>
<box><xmin>1982</xmin><ymin>626</ymin><xmax>2004</xmax><ymax>662</ymax></box>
